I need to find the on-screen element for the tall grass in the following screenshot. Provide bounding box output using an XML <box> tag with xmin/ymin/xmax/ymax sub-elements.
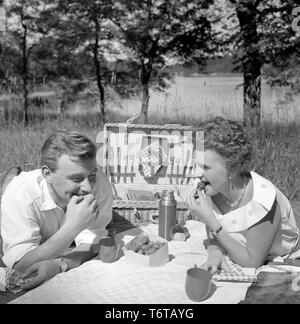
<box><xmin>248</xmin><ymin>123</ymin><xmax>299</xmax><ymax>201</ymax></box>
<box><xmin>0</xmin><ymin>110</ymin><xmax>299</xmax><ymax>201</ymax></box>
<box><xmin>0</xmin><ymin>111</ymin><xmax>130</xmax><ymax>175</ymax></box>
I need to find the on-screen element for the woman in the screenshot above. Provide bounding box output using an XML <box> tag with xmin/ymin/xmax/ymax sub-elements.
<box><xmin>188</xmin><ymin>117</ymin><xmax>299</xmax><ymax>273</ymax></box>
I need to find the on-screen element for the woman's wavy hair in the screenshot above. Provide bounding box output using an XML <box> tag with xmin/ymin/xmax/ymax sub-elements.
<box><xmin>201</xmin><ymin>117</ymin><xmax>253</xmax><ymax>175</ymax></box>
<box><xmin>41</xmin><ymin>130</ymin><xmax>96</xmax><ymax>171</ymax></box>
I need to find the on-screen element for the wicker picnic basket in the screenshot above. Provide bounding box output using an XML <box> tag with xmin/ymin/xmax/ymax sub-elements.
<box><xmin>100</xmin><ymin>123</ymin><xmax>201</xmax><ymax>227</ymax></box>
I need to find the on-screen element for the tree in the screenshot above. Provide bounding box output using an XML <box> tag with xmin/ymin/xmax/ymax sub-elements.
<box><xmin>41</xmin><ymin>0</ymin><xmax>115</xmax><ymax>127</ymax></box>
<box><xmin>231</xmin><ymin>1</ymin><xmax>262</xmax><ymax>127</ymax></box>
<box><xmin>0</xmin><ymin>2</ymin><xmax>19</xmax><ymax>89</ymax></box>
<box><xmin>224</xmin><ymin>0</ymin><xmax>299</xmax><ymax>127</ymax></box>
<box><xmin>4</xmin><ymin>0</ymin><xmax>42</xmax><ymax>125</ymax></box>
<box><xmin>261</xmin><ymin>2</ymin><xmax>300</xmax><ymax>98</ymax></box>
<box><xmin>110</xmin><ymin>0</ymin><xmax>215</xmax><ymax>123</ymax></box>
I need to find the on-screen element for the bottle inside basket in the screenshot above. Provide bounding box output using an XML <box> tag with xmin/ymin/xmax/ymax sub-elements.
<box><xmin>159</xmin><ymin>190</ymin><xmax>177</xmax><ymax>241</ymax></box>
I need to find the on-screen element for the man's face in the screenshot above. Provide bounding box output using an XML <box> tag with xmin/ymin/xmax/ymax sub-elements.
<box><xmin>46</xmin><ymin>154</ymin><xmax>97</xmax><ymax>208</ymax></box>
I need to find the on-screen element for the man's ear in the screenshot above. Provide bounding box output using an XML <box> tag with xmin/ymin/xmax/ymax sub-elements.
<box><xmin>41</xmin><ymin>165</ymin><xmax>54</xmax><ymax>184</ymax></box>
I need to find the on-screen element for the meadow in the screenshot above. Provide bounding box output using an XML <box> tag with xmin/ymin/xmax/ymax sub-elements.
<box><xmin>4</xmin><ymin>75</ymin><xmax>296</xmax><ymax>124</ymax></box>
<box><xmin>0</xmin><ymin>111</ymin><xmax>299</xmax><ymax>202</ymax></box>
<box><xmin>109</xmin><ymin>75</ymin><xmax>300</xmax><ymax>124</ymax></box>
<box><xmin>0</xmin><ymin>75</ymin><xmax>299</xmax><ymax>202</ymax></box>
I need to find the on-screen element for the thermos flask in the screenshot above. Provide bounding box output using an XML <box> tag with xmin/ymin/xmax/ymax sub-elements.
<box><xmin>159</xmin><ymin>190</ymin><xmax>177</xmax><ymax>241</ymax></box>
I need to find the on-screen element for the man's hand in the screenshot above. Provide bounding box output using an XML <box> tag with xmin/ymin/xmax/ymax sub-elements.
<box><xmin>64</xmin><ymin>194</ymin><xmax>98</xmax><ymax>233</ymax></box>
<box><xmin>19</xmin><ymin>259</ymin><xmax>61</xmax><ymax>290</ymax></box>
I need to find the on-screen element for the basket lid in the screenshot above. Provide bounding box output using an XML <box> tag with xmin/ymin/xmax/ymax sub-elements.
<box><xmin>97</xmin><ymin>123</ymin><xmax>203</xmax><ymax>201</ymax></box>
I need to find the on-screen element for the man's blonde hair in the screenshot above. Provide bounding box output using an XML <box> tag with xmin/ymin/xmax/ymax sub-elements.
<box><xmin>41</xmin><ymin>130</ymin><xmax>96</xmax><ymax>171</ymax></box>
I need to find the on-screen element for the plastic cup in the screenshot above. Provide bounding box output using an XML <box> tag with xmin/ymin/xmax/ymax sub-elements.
<box><xmin>185</xmin><ymin>267</ymin><xmax>212</xmax><ymax>302</ymax></box>
<box><xmin>169</xmin><ymin>224</ymin><xmax>190</xmax><ymax>241</ymax></box>
<box><xmin>98</xmin><ymin>237</ymin><xmax>120</xmax><ymax>263</ymax></box>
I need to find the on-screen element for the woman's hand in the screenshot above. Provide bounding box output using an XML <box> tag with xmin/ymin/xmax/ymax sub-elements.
<box><xmin>188</xmin><ymin>189</ymin><xmax>216</xmax><ymax>227</ymax></box>
<box><xmin>201</xmin><ymin>247</ymin><xmax>230</xmax><ymax>275</ymax></box>
<box><xmin>19</xmin><ymin>259</ymin><xmax>61</xmax><ymax>290</ymax></box>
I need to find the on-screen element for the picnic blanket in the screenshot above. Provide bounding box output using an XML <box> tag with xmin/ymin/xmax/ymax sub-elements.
<box><xmin>10</xmin><ymin>221</ymin><xmax>255</xmax><ymax>304</ymax></box>
<box><xmin>241</xmin><ymin>264</ymin><xmax>300</xmax><ymax>304</ymax></box>
<box><xmin>0</xmin><ymin>267</ymin><xmax>23</xmax><ymax>293</ymax></box>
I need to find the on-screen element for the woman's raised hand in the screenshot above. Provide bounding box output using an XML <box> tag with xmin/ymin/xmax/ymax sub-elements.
<box><xmin>188</xmin><ymin>189</ymin><xmax>216</xmax><ymax>227</ymax></box>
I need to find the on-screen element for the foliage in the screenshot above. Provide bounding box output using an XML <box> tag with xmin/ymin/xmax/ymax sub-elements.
<box><xmin>109</xmin><ymin>0</ymin><xmax>215</xmax><ymax>122</ymax></box>
<box><xmin>212</xmin><ymin>0</ymin><xmax>300</xmax><ymax>126</ymax></box>
<box><xmin>0</xmin><ymin>0</ymin><xmax>299</xmax><ymax>125</ymax></box>
<box><xmin>222</xmin><ymin>0</ymin><xmax>298</xmax><ymax>71</ymax></box>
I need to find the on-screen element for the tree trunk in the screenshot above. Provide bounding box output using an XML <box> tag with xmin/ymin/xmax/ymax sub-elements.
<box><xmin>243</xmin><ymin>65</ymin><xmax>261</xmax><ymax>127</ymax></box>
<box><xmin>140</xmin><ymin>82</ymin><xmax>150</xmax><ymax>124</ymax></box>
<box><xmin>93</xmin><ymin>15</ymin><xmax>106</xmax><ymax>129</ymax></box>
<box><xmin>139</xmin><ymin>64</ymin><xmax>151</xmax><ymax>124</ymax></box>
<box><xmin>236</xmin><ymin>1</ymin><xmax>262</xmax><ymax>127</ymax></box>
<box><xmin>22</xmin><ymin>22</ymin><xmax>29</xmax><ymax>126</ymax></box>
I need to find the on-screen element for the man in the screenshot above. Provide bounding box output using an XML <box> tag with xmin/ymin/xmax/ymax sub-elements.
<box><xmin>0</xmin><ymin>130</ymin><xmax>113</xmax><ymax>289</ymax></box>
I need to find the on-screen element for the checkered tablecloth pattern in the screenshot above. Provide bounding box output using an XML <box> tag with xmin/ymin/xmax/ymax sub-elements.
<box><xmin>0</xmin><ymin>267</ymin><xmax>23</xmax><ymax>293</ymax></box>
<box><xmin>213</xmin><ymin>258</ymin><xmax>257</xmax><ymax>283</ymax></box>
<box><xmin>139</xmin><ymin>140</ymin><xmax>166</xmax><ymax>178</ymax></box>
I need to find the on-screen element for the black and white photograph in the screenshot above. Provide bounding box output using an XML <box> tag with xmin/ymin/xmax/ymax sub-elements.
<box><xmin>0</xmin><ymin>0</ymin><xmax>299</xmax><ymax>307</ymax></box>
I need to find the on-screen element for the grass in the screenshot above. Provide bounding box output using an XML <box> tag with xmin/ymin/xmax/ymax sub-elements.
<box><xmin>248</xmin><ymin>124</ymin><xmax>299</xmax><ymax>201</ymax></box>
<box><xmin>0</xmin><ymin>108</ymin><xmax>299</xmax><ymax>202</ymax></box>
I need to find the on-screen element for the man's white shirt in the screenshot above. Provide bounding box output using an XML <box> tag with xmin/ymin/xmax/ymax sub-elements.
<box><xmin>0</xmin><ymin>169</ymin><xmax>113</xmax><ymax>268</ymax></box>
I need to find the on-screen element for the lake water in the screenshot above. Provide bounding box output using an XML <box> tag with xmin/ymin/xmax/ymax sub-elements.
<box><xmin>117</xmin><ymin>75</ymin><xmax>300</xmax><ymax>124</ymax></box>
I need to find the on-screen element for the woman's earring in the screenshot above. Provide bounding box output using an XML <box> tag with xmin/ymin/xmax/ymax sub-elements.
<box><xmin>228</xmin><ymin>175</ymin><xmax>232</xmax><ymax>181</ymax></box>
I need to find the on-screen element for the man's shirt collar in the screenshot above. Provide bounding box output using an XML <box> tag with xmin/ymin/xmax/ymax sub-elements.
<box><xmin>40</xmin><ymin>177</ymin><xmax>60</xmax><ymax>211</ymax></box>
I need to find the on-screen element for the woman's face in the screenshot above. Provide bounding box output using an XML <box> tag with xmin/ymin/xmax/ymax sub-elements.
<box><xmin>195</xmin><ymin>149</ymin><xmax>229</xmax><ymax>196</ymax></box>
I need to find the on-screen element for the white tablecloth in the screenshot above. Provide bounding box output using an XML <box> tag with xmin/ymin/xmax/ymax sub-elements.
<box><xmin>10</xmin><ymin>221</ymin><xmax>254</xmax><ymax>304</ymax></box>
